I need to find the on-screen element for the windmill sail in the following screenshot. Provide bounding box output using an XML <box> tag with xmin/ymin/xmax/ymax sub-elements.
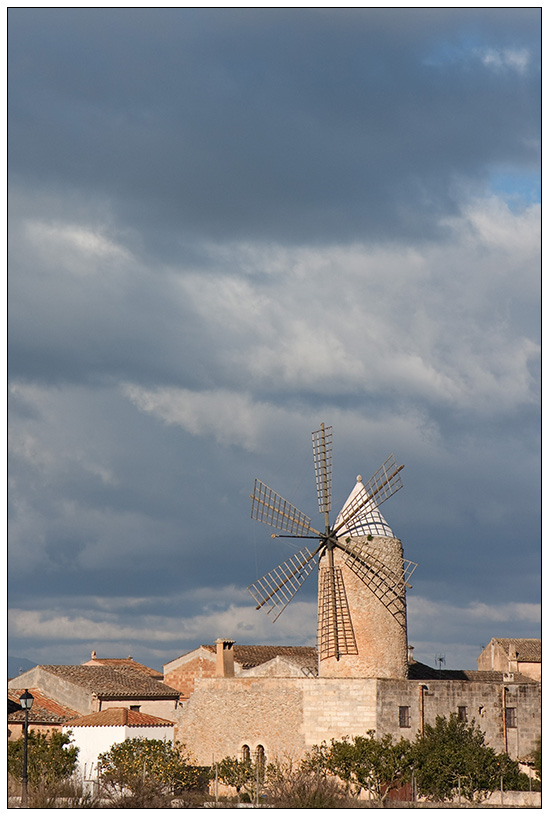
<box><xmin>312</xmin><ymin>423</ymin><xmax>333</xmax><ymax>515</ymax></box>
<box><xmin>318</xmin><ymin>565</ymin><xmax>358</xmax><ymax>660</ymax></box>
<box><xmin>248</xmin><ymin>546</ymin><xmax>318</xmax><ymax>621</ymax></box>
<box><xmin>250</xmin><ymin>479</ymin><xmax>320</xmax><ymax>537</ymax></box>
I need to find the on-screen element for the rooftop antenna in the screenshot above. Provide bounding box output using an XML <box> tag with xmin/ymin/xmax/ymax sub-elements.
<box><xmin>435</xmin><ymin>653</ymin><xmax>446</xmax><ymax>677</ymax></box>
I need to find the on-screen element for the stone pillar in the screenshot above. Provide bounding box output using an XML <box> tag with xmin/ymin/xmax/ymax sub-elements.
<box><xmin>215</xmin><ymin>639</ymin><xmax>235</xmax><ymax>677</ymax></box>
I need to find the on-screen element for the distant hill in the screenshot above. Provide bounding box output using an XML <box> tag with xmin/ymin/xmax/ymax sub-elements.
<box><xmin>8</xmin><ymin>656</ymin><xmax>38</xmax><ymax>679</ymax></box>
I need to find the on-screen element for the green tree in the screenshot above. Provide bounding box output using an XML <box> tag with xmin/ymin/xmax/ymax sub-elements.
<box><xmin>411</xmin><ymin>713</ymin><xmax>530</xmax><ymax>802</ymax></box>
<box><xmin>215</xmin><ymin>755</ymin><xmax>266</xmax><ymax>801</ymax></box>
<box><xmin>98</xmin><ymin>737</ymin><xmax>202</xmax><ymax>797</ymax></box>
<box><xmin>8</xmin><ymin>729</ymin><xmax>78</xmax><ymax>788</ymax></box>
<box><xmin>305</xmin><ymin>731</ymin><xmax>413</xmax><ymax>803</ymax></box>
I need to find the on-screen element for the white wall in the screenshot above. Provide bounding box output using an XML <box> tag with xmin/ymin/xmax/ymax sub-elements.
<box><xmin>64</xmin><ymin>724</ymin><xmax>175</xmax><ymax>781</ymax></box>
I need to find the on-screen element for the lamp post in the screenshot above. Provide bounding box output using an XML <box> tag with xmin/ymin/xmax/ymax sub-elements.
<box><xmin>19</xmin><ymin>689</ymin><xmax>34</xmax><ymax>808</ymax></box>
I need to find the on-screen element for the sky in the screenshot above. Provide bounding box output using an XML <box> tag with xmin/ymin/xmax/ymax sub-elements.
<box><xmin>8</xmin><ymin>7</ymin><xmax>540</xmax><ymax>674</ymax></box>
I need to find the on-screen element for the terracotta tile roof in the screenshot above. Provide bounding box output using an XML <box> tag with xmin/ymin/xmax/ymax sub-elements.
<box><xmin>202</xmin><ymin>644</ymin><xmax>318</xmax><ymax>670</ymax></box>
<box><xmin>8</xmin><ymin>689</ymin><xmax>80</xmax><ymax>724</ymax></box>
<box><xmin>83</xmin><ymin>658</ymin><xmax>163</xmax><ymax>680</ymax></box>
<box><xmin>64</xmin><ymin>708</ymin><xmax>174</xmax><ymax>727</ymax></box>
<box><xmin>408</xmin><ymin>661</ymin><xmax>539</xmax><ymax>683</ymax></box>
<box><xmin>38</xmin><ymin>665</ymin><xmax>180</xmax><ymax>699</ymax></box>
<box><xmin>492</xmin><ymin>638</ymin><xmax>541</xmax><ymax>662</ymax></box>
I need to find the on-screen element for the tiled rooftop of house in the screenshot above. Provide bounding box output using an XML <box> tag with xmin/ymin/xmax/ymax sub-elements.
<box><xmin>202</xmin><ymin>644</ymin><xmax>318</xmax><ymax>670</ymax></box>
<box><xmin>8</xmin><ymin>689</ymin><xmax>80</xmax><ymax>724</ymax></box>
<box><xmin>492</xmin><ymin>638</ymin><xmax>541</xmax><ymax>662</ymax></box>
<box><xmin>83</xmin><ymin>656</ymin><xmax>163</xmax><ymax>680</ymax></box>
<box><xmin>408</xmin><ymin>661</ymin><xmax>539</xmax><ymax>683</ymax></box>
<box><xmin>37</xmin><ymin>665</ymin><xmax>181</xmax><ymax>699</ymax></box>
<box><xmin>64</xmin><ymin>707</ymin><xmax>175</xmax><ymax>727</ymax></box>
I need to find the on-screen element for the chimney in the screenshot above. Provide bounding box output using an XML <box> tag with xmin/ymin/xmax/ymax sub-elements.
<box><xmin>407</xmin><ymin>644</ymin><xmax>415</xmax><ymax>663</ymax></box>
<box><xmin>216</xmin><ymin>638</ymin><xmax>235</xmax><ymax>677</ymax></box>
<box><xmin>508</xmin><ymin>643</ymin><xmax>519</xmax><ymax>673</ymax></box>
<box><xmin>91</xmin><ymin>651</ymin><xmax>97</xmax><ymax>660</ymax></box>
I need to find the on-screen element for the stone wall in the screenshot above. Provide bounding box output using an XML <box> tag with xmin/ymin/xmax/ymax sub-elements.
<box><xmin>177</xmin><ymin>677</ymin><xmax>307</xmax><ymax>765</ymax></box>
<box><xmin>178</xmin><ymin>676</ymin><xmax>378</xmax><ymax>765</ymax></box>
<box><xmin>164</xmin><ymin>650</ymin><xmax>217</xmax><ymax>699</ymax></box>
<box><xmin>375</xmin><ymin>678</ymin><xmax>541</xmax><ymax>760</ymax></box>
<box><xmin>177</xmin><ymin>675</ymin><xmax>540</xmax><ymax>766</ymax></box>
<box><xmin>8</xmin><ymin>668</ymin><xmax>94</xmax><ymax>714</ymax></box>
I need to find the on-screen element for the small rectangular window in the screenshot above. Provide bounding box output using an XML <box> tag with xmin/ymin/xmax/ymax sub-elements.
<box><xmin>458</xmin><ymin>706</ymin><xmax>467</xmax><ymax>722</ymax></box>
<box><xmin>399</xmin><ymin>706</ymin><xmax>410</xmax><ymax>728</ymax></box>
<box><xmin>129</xmin><ymin>705</ymin><xmax>140</xmax><ymax>712</ymax></box>
<box><xmin>505</xmin><ymin>707</ymin><xmax>517</xmax><ymax>728</ymax></box>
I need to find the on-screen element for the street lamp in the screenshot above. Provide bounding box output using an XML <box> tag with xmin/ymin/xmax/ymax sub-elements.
<box><xmin>19</xmin><ymin>689</ymin><xmax>34</xmax><ymax>808</ymax></box>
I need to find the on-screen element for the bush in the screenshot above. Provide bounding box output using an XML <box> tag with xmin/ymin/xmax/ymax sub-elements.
<box><xmin>411</xmin><ymin>713</ymin><xmax>530</xmax><ymax>802</ymax></box>
<box><xmin>98</xmin><ymin>737</ymin><xmax>203</xmax><ymax>802</ymax></box>
<box><xmin>8</xmin><ymin>729</ymin><xmax>79</xmax><ymax>788</ymax></box>
<box><xmin>264</xmin><ymin>758</ymin><xmax>348</xmax><ymax>808</ymax></box>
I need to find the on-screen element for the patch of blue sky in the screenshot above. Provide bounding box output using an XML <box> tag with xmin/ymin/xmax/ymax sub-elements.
<box><xmin>422</xmin><ymin>37</ymin><xmax>480</xmax><ymax>69</ymax></box>
<box><xmin>422</xmin><ymin>35</ymin><xmax>533</xmax><ymax>76</ymax></box>
<box><xmin>488</xmin><ymin>169</ymin><xmax>540</xmax><ymax>209</ymax></box>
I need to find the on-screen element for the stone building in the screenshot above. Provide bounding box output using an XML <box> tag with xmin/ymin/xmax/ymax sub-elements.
<box><xmin>7</xmin><ymin>663</ymin><xmax>181</xmax><ymax>725</ymax></box>
<box><xmin>477</xmin><ymin>638</ymin><xmax>541</xmax><ymax>682</ymax></box>
<box><xmin>163</xmin><ymin>643</ymin><xmax>317</xmax><ymax>698</ymax></box>
<box><xmin>168</xmin><ymin>638</ymin><xmax>540</xmax><ymax>766</ymax></box>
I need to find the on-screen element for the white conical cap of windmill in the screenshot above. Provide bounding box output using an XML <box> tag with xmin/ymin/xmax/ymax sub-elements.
<box><xmin>335</xmin><ymin>474</ymin><xmax>395</xmax><ymax>538</ymax></box>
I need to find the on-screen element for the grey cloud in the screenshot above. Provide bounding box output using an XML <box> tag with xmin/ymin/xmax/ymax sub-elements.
<box><xmin>9</xmin><ymin>8</ymin><xmax>540</xmax><ymax>251</ymax></box>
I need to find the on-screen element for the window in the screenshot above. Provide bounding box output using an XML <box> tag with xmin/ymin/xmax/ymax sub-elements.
<box><xmin>255</xmin><ymin>745</ymin><xmax>266</xmax><ymax>779</ymax></box>
<box><xmin>457</xmin><ymin>706</ymin><xmax>467</xmax><ymax>722</ymax></box>
<box><xmin>399</xmin><ymin>706</ymin><xmax>410</xmax><ymax>728</ymax></box>
<box><xmin>241</xmin><ymin>745</ymin><xmax>250</xmax><ymax>762</ymax></box>
<box><xmin>505</xmin><ymin>707</ymin><xmax>517</xmax><ymax>728</ymax></box>
<box><xmin>129</xmin><ymin>705</ymin><xmax>140</xmax><ymax>711</ymax></box>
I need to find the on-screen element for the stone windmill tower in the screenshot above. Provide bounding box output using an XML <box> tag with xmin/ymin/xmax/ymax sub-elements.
<box><xmin>249</xmin><ymin>424</ymin><xmax>416</xmax><ymax>679</ymax></box>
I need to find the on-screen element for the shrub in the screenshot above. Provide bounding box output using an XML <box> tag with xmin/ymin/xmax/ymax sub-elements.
<box><xmin>264</xmin><ymin>758</ymin><xmax>348</xmax><ymax>808</ymax></box>
<box><xmin>8</xmin><ymin>729</ymin><xmax>79</xmax><ymax>788</ymax></box>
<box><xmin>98</xmin><ymin>737</ymin><xmax>203</xmax><ymax>802</ymax></box>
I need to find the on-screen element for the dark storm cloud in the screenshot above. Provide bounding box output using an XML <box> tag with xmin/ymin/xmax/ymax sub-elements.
<box><xmin>9</xmin><ymin>8</ymin><xmax>540</xmax><ymax>251</ymax></box>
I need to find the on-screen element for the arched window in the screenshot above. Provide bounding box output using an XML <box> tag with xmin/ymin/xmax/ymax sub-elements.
<box><xmin>241</xmin><ymin>744</ymin><xmax>250</xmax><ymax>762</ymax></box>
<box><xmin>255</xmin><ymin>744</ymin><xmax>265</xmax><ymax>773</ymax></box>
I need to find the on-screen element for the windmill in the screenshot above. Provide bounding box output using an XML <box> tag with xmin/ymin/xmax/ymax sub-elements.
<box><xmin>249</xmin><ymin>423</ymin><xmax>417</xmax><ymax>676</ymax></box>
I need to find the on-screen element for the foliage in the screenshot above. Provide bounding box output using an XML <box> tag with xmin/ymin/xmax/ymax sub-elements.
<box><xmin>8</xmin><ymin>729</ymin><xmax>79</xmax><ymax>788</ymax></box>
<box><xmin>410</xmin><ymin>713</ymin><xmax>529</xmax><ymax>802</ymax></box>
<box><xmin>98</xmin><ymin>737</ymin><xmax>202</xmax><ymax>798</ymax></box>
<box><xmin>216</xmin><ymin>756</ymin><xmax>253</xmax><ymax>793</ymax></box>
<box><xmin>305</xmin><ymin>731</ymin><xmax>413</xmax><ymax>802</ymax></box>
<box><xmin>215</xmin><ymin>755</ymin><xmax>267</xmax><ymax>801</ymax></box>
